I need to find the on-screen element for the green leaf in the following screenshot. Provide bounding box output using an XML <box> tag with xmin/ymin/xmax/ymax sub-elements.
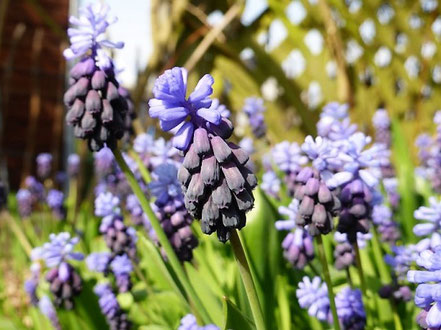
<box><xmin>391</xmin><ymin>120</ymin><xmax>417</xmax><ymax>243</ymax></box>
<box><xmin>223</xmin><ymin>296</ymin><xmax>255</xmax><ymax>330</ymax></box>
<box><xmin>240</xmin><ymin>188</ymin><xmax>282</xmax><ymax>328</ymax></box>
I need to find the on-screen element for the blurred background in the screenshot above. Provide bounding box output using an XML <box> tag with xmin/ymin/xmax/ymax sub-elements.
<box><xmin>1</xmin><ymin>0</ymin><xmax>440</xmax><ymax>189</ymax></box>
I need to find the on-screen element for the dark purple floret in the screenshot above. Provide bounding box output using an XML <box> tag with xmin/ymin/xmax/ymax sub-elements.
<box><xmin>334</xmin><ymin>242</ymin><xmax>355</xmax><ymax>270</ymax></box>
<box><xmin>64</xmin><ymin>57</ymin><xmax>128</xmax><ymax>151</ymax></box>
<box><xmin>336</xmin><ymin>179</ymin><xmax>372</xmax><ymax>243</ymax></box>
<box><xmin>47</xmin><ymin>189</ymin><xmax>66</xmax><ymax>220</ymax></box>
<box><xmin>110</xmin><ymin>254</ymin><xmax>133</xmax><ymax>293</ymax></box>
<box><xmin>179</xmin><ymin>129</ymin><xmax>257</xmax><ymax>242</ymax></box>
<box><xmin>378</xmin><ymin>284</ymin><xmax>412</xmax><ymax>303</ymax></box>
<box><xmin>45</xmin><ymin>263</ymin><xmax>82</xmax><ymax>309</ymax></box>
<box><xmin>293</xmin><ymin>167</ymin><xmax>340</xmax><ymax>236</ymax></box>
<box><xmin>100</xmin><ymin>215</ymin><xmax>137</xmax><ymax>260</ymax></box>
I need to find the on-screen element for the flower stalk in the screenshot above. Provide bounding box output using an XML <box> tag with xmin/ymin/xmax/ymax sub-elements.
<box><xmin>316</xmin><ymin>234</ymin><xmax>340</xmax><ymax>330</ymax></box>
<box><xmin>112</xmin><ymin>148</ymin><xmax>212</xmax><ymax>324</ymax></box>
<box><xmin>230</xmin><ymin>229</ymin><xmax>266</xmax><ymax>330</ymax></box>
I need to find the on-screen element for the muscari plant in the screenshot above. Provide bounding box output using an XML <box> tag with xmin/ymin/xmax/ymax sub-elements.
<box><xmin>5</xmin><ymin>1</ymin><xmax>441</xmax><ymax>330</ymax></box>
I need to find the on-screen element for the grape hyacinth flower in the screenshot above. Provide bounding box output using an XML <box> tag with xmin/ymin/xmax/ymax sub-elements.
<box><xmin>242</xmin><ymin>97</ymin><xmax>267</xmax><ymax>138</ymax></box>
<box><xmin>39</xmin><ymin>296</ymin><xmax>61</xmax><ymax>330</ymax></box>
<box><xmin>261</xmin><ymin>171</ymin><xmax>281</xmax><ymax>199</ymax></box>
<box><xmin>67</xmin><ymin>154</ymin><xmax>80</xmax><ymax>177</ymax></box>
<box><xmin>383</xmin><ymin>177</ymin><xmax>400</xmax><ymax>209</ymax></box>
<box><xmin>316</xmin><ymin>103</ymin><xmax>357</xmax><ymax>141</ymax></box>
<box><xmin>276</xmin><ymin>199</ymin><xmax>314</xmax><ymax>269</ymax></box>
<box><xmin>292</xmin><ymin>167</ymin><xmax>340</xmax><ymax>236</ymax></box>
<box><xmin>99</xmin><ymin>214</ymin><xmax>137</xmax><ymax>260</ymax></box>
<box><xmin>95</xmin><ymin>191</ymin><xmax>121</xmax><ymax>217</ymax></box>
<box><xmin>94</xmin><ymin>147</ymin><xmax>115</xmax><ymax>176</ymax></box>
<box><xmin>36</xmin><ymin>153</ymin><xmax>52</xmax><ymax>180</ymax></box>
<box><xmin>178</xmin><ymin>314</ymin><xmax>219</xmax><ymax>330</ymax></box>
<box><xmin>46</xmin><ymin>189</ymin><xmax>65</xmax><ymax>220</ymax></box>
<box><xmin>110</xmin><ymin>254</ymin><xmax>133</xmax><ymax>292</ymax></box>
<box><xmin>63</xmin><ymin>4</ymin><xmax>129</xmax><ymax>151</ymax></box>
<box><xmin>149</xmin><ymin>164</ymin><xmax>198</xmax><ymax>261</ymax></box>
<box><xmin>95</xmin><ymin>284</ymin><xmax>131</xmax><ymax>330</ymax></box>
<box><xmin>372</xmin><ymin>109</ymin><xmax>391</xmax><ymax>147</ymax></box>
<box><xmin>24</xmin><ymin>262</ymin><xmax>41</xmax><ymax>306</ymax></box>
<box><xmin>335</xmin><ymin>287</ymin><xmax>366</xmax><ymax>329</ymax></box>
<box><xmin>379</xmin><ymin>284</ymin><xmax>412</xmax><ymax>303</ymax></box>
<box><xmin>372</xmin><ymin>204</ymin><xmax>399</xmax><ymax>244</ymax></box>
<box><xmin>86</xmin><ymin>252</ymin><xmax>111</xmax><ymax>273</ymax></box>
<box><xmin>386</xmin><ymin>245</ymin><xmax>420</xmax><ymax>280</ymax></box>
<box><xmin>334</xmin><ymin>242</ymin><xmax>355</xmax><ymax>270</ymax></box>
<box><xmin>296</xmin><ymin>276</ymin><xmax>331</xmax><ymax>322</ymax></box>
<box><xmin>272</xmin><ymin>141</ymin><xmax>308</xmax><ymax>196</ymax></box>
<box><xmin>414</xmin><ymin>197</ymin><xmax>441</xmax><ymax>237</ymax></box>
<box><xmin>24</xmin><ymin>176</ymin><xmax>44</xmax><ymax>203</ymax></box>
<box><xmin>329</xmin><ymin>133</ymin><xmax>384</xmax><ymax>243</ymax></box>
<box><xmin>408</xmin><ymin>246</ymin><xmax>441</xmax><ymax>328</ymax></box>
<box><xmin>38</xmin><ymin>232</ymin><xmax>84</xmax><ymax>309</ymax></box>
<box><xmin>150</xmin><ymin>67</ymin><xmax>257</xmax><ymax>242</ymax></box>
<box><xmin>16</xmin><ymin>189</ymin><xmax>33</xmax><ymax>218</ymax></box>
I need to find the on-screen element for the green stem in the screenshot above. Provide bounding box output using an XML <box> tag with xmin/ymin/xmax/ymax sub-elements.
<box><xmin>353</xmin><ymin>240</ymin><xmax>372</xmax><ymax>326</ymax></box>
<box><xmin>316</xmin><ymin>235</ymin><xmax>340</xmax><ymax>330</ymax></box>
<box><xmin>391</xmin><ymin>299</ymin><xmax>403</xmax><ymax>330</ymax></box>
<box><xmin>66</xmin><ymin>177</ymin><xmax>78</xmax><ymax>225</ymax></box>
<box><xmin>129</xmin><ymin>150</ymin><xmax>152</xmax><ymax>184</ymax></box>
<box><xmin>346</xmin><ymin>268</ymin><xmax>353</xmax><ymax>289</ymax></box>
<box><xmin>230</xmin><ymin>230</ymin><xmax>266</xmax><ymax>330</ymax></box>
<box><xmin>371</xmin><ymin>227</ymin><xmax>392</xmax><ymax>283</ymax></box>
<box><xmin>112</xmin><ymin>149</ymin><xmax>212</xmax><ymax>324</ymax></box>
<box><xmin>353</xmin><ymin>240</ymin><xmax>367</xmax><ymax>297</ymax></box>
<box><xmin>1</xmin><ymin>210</ymin><xmax>33</xmax><ymax>257</ymax></box>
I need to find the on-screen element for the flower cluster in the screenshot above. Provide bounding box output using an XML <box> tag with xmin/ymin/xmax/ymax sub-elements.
<box><xmin>149</xmin><ymin>164</ymin><xmax>198</xmax><ymax>262</ymax></box>
<box><xmin>408</xmin><ymin>247</ymin><xmax>441</xmax><ymax>328</ymax></box>
<box><xmin>63</xmin><ymin>4</ymin><xmax>130</xmax><ymax>151</ymax></box>
<box><xmin>94</xmin><ymin>284</ymin><xmax>131</xmax><ymax>330</ymax></box>
<box><xmin>276</xmin><ymin>199</ymin><xmax>314</xmax><ymax>269</ymax></box>
<box><xmin>296</xmin><ymin>276</ymin><xmax>331</xmax><ymax>322</ymax></box>
<box><xmin>335</xmin><ymin>287</ymin><xmax>366</xmax><ymax>329</ymax></box>
<box><xmin>149</xmin><ymin>68</ymin><xmax>257</xmax><ymax>242</ymax></box>
<box><xmin>32</xmin><ymin>232</ymin><xmax>84</xmax><ymax>309</ymax></box>
<box><xmin>242</xmin><ymin>97</ymin><xmax>267</xmax><ymax>139</ymax></box>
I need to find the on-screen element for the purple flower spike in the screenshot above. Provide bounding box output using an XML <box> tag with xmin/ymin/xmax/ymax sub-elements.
<box><xmin>63</xmin><ymin>4</ymin><xmax>129</xmax><ymax>151</ymax></box>
<box><xmin>67</xmin><ymin>154</ymin><xmax>80</xmax><ymax>177</ymax></box>
<box><xmin>178</xmin><ymin>314</ymin><xmax>220</xmax><ymax>330</ymax></box>
<box><xmin>317</xmin><ymin>102</ymin><xmax>357</xmax><ymax>141</ymax></box>
<box><xmin>242</xmin><ymin>97</ymin><xmax>267</xmax><ymax>138</ymax></box>
<box><xmin>372</xmin><ymin>108</ymin><xmax>391</xmax><ymax>147</ymax></box>
<box><xmin>86</xmin><ymin>252</ymin><xmax>111</xmax><ymax>273</ymax></box>
<box><xmin>110</xmin><ymin>254</ymin><xmax>133</xmax><ymax>292</ymax></box>
<box><xmin>39</xmin><ymin>232</ymin><xmax>84</xmax><ymax>268</ymax></box>
<box><xmin>63</xmin><ymin>3</ymin><xmax>124</xmax><ymax>67</ymax></box>
<box><xmin>408</xmin><ymin>247</ymin><xmax>441</xmax><ymax>329</ymax></box>
<box><xmin>149</xmin><ymin>67</ymin><xmax>231</xmax><ymax>151</ymax></box>
<box><xmin>17</xmin><ymin>188</ymin><xmax>33</xmax><ymax>217</ymax></box>
<box><xmin>414</xmin><ymin>197</ymin><xmax>441</xmax><ymax>237</ymax></box>
<box><xmin>95</xmin><ymin>192</ymin><xmax>121</xmax><ymax>217</ymax></box>
<box><xmin>296</xmin><ymin>276</ymin><xmax>331</xmax><ymax>323</ymax></box>
<box><xmin>95</xmin><ymin>284</ymin><xmax>131</xmax><ymax>330</ymax></box>
<box><xmin>272</xmin><ymin>141</ymin><xmax>308</xmax><ymax>174</ymax></box>
<box><xmin>261</xmin><ymin>171</ymin><xmax>281</xmax><ymax>199</ymax></box>
<box><xmin>150</xmin><ymin>69</ymin><xmax>256</xmax><ymax>242</ymax></box>
<box><xmin>36</xmin><ymin>153</ymin><xmax>52</xmax><ymax>179</ymax></box>
<box><xmin>39</xmin><ymin>296</ymin><xmax>61</xmax><ymax>330</ymax></box>
<box><xmin>149</xmin><ymin>164</ymin><xmax>181</xmax><ymax>206</ymax></box>
<box><xmin>335</xmin><ymin>287</ymin><xmax>366</xmax><ymax>329</ymax></box>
